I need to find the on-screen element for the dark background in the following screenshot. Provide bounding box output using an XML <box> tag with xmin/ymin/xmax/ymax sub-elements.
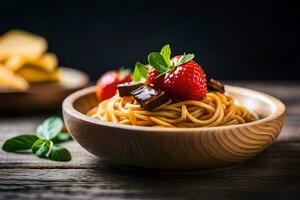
<box><xmin>0</xmin><ymin>0</ymin><xmax>299</xmax><ymax>80</ymax></box>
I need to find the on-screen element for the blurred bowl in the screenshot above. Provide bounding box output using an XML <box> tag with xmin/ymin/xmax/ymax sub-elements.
<box><xmin>63</xmin><ymin>85</ymin><xmax>285</xmax><ymax>170</ymax></box>
<box><xmin>0</xmin><ymin>67</ymin><xmax>89</xmax><ymax>114</ymax></box>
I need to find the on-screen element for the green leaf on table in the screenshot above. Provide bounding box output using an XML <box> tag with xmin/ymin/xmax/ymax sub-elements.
<box><xmin>49</xmin><ymin>146</ymin><xmax>72</xmax><ymax>161</ymax></box>
<box><xmin>2</xmin><ymin>135</ymin><xmax>38</xmax><ymax>152</ymax></box>
<box><xmin>32</xmin><ymin>139</ymin><xmax>53</xmax><ymax>158</ymax></box>
<box><xmin>2</xmin><ymin>116</ymin><xmax>72</xmax><ymax>162</ymax></box>
<box><xmin>147</xmin><ymin>52</ymin><xmax>168</xmax><ymax>74</ymax></box>
<box><xmin>133</xmin><ymin>62</ymin><xmax>148</xmax><ymax>83</ymax></box>
<box><xmin>176</xmin><ymin>53</ymin><xmax>195</xmax><ymax>66</ymax></box>
<box><xmin>36</xmin><ymin>117</ymin><xmax>63</xmax><ymax>140</ymax></box>
<box><xmin>160</xmin><ymin>44</ymin><xmax>171</xmax><ymax>68</ymax></box>
<box><xmin>51</xmin><ymin>133</ymin><xmax>72</xmax><ymax>143</ymax></box>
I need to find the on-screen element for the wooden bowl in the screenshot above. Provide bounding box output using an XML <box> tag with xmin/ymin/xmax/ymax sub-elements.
<box><xmin>0</xmin><ymin>67</ymin><xmax>89</xmax><ymax>114</ymax></box>
<box><xmin>63</xmin><ymin>86</ymin><xmax>285</xmax><ymax>169</ymax></box>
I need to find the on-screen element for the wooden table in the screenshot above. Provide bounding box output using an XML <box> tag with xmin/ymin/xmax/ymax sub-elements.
<box><xmin>1</xmin><ymin>81</ymin><xmax>299</xmax><ymax>200</ymax></box>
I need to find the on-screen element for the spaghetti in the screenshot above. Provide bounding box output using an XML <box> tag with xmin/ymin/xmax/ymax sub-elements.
<box><xmin>87</xmin><ymin>92</ymin><xmax>258</xmax><ymax>128</ymax></box>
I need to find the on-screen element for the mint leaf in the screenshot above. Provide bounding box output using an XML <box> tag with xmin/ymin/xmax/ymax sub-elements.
<box><xmin>37</xmin><ymin>117</ymin><xmax>63</xmax><ymax>140</ymax></box>
<box><xmin>148</xmin><ymin>52</ymin><xmax>168</xmax><ymax>74</ymax></box>
<box><xmin>32</xmin><ymin>139</ymin><xmax>53</xmax><ymax>158</ymax></box>
<box><xmin>51</xmin><ymin>133</ymin><xmax>72</xmax><ymax>144</ymax></box>
<box><xmin>2</xmin><ymin>135</ymin><xmax>38</xmax><ymax>152</ymax></box>
<box><xmin>177</xmin><ymin>53</ymin><xmax>195</xmax><ymax>66</ymax></box>
<box><xmin>49</xmin><ymin>146</ymin><xmax>71</xmax><ymax>161</ymax></box>
<box><xmin>160</xmin><ymin>44</ymin><xmax>171</xmax><ymax>68</ymax></box>
<box><xmin>133</xmin><ymin>62</ymin><xmax>148</xmax><ymax>83</ymax></box>
<box><xmin>3</xmin><ymin>116</ymin><xmax>71</xmax><ymax>162</ymax></box>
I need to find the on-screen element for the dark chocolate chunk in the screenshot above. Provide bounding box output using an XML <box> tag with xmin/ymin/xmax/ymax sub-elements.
<box><xmin>117</xmin><ymin>82</ymin><xmax>144</xmax><ymax>97</ymax></box>
<box><xmin>131</xmin><ymin>85</ymin><xmax>169</xmax><ymax>111</ymax></box>
<box><xmin>207</xmin><ymin>78</ymin><xmax>225</xmax><ymax>93</ymax></box>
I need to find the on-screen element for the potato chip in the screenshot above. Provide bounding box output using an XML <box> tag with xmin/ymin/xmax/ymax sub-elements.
<box><xmin>0</xmin><ymin>29</ymin><xmax>62</xmax><ymax>91</ymax></box>
<box><xmin>0</xmin><ymin>65</ymin><xmax>29</xmax><ymax>91</ymax></box>
<box><xmin>28</xmin><ymin>52</ymin><xmax>58</xmax><ymax>72</ymax></box>
<box><xmin>0</xmin><ymin>30</ymin><xmax>47</xmax><ymax>61</ymax></box>
<box><xmin>16</xmin><ymin>65</ymin><xmax>60</xmax><ymax>83</ymax></box>
<box><xmin>0</xmin><ymin>54</ymin><xmax>8</xmax><ymax>63</ymax></box>
<box><xmin>4</xmin><ymin>54</ymin><xmax>26</xmax><ymax>71</ymax></box>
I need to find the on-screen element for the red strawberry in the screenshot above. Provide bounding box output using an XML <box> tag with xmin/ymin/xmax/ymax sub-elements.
<box><xmin>164</xmin><ymin>60</ymin><xmax>207</xmax><ymax>100</ymax></box>
<box><xmin>146</xmin><ymin>66</ymin><xmax>165</xmax><ymax>89</ymax></box>
<box><xmin>96</xmin><ymin>69</ymin><xmax>132</xmax><ymax>101</ymax></box>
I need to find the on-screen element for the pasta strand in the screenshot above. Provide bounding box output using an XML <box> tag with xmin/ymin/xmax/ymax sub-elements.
<box><xmin>87</xmin><ymin>92</ymin><xmax>258</xmax><ymax>128</ymax></box>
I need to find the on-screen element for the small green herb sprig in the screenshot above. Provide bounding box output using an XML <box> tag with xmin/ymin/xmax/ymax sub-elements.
<box><xmin>2</xmin><ymin>117</ymin><xmax>72</xmax><ymax>161</ymax></box>
<box><xmin>133</xmin><ymin>44</ymin><xmax>194</xmax><ymax>82</ymax></box>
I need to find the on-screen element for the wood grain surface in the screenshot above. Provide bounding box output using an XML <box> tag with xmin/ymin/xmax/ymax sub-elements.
<box><xmin>0</xmin><ymin>81</ymin><xmax>300</xmax><ymax>200</ymax></box>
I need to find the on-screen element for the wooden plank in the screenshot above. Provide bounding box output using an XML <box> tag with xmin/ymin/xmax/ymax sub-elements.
<box><xmin>278</xmin><ymin>115</ymin><xmax>300</xmax><ymax>141</ymax></box>
<box><xmin>0</xmin><ymin>142</ymin><xmax>300</xmax><ymax>199</ymax></box>
<box><xmin>0</xmin><ymin>190</ymin><xmax>299</xmax><ymax>200</ymax></box>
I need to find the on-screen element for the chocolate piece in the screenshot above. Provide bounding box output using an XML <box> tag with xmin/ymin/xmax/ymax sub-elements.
<box><xmin>207</xmin><ymin>78</ymin><xmax>225</xmax><ymax>93</ymax></box>
<box><xmin>131</xmin><ymin>85</ymin><xmax>169</xmax><ymax>111</ymax></box>
<box><xmin>117</xmin><ymin>82</ymin><xmax>144</xmax><ymax>96</ymax></box>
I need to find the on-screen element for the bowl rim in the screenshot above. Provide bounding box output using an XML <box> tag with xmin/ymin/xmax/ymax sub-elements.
<box><xmin>63</xmin><ymin>85</ymin><xmax>286</xmax><ymax>132</ymax></box>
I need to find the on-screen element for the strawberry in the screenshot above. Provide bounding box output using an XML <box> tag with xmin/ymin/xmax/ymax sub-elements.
<box><xmin>146</xmin><ymin>66</ymin><xmax>165</xmax><ymax>89</ymax></box>
<box><xmin>164</xmin><ymin>60</ymin><xmax>207</xmax><ymax>100</ymax></box>
<box><xmin>132</xmin><ymin>44</ymin><xmax>207</xmax><ymax>100</ymax></box>
<box><xmin>96</xmin><ymin>69</ymin><xmax>132</xmax><ymax>101</ymax></box>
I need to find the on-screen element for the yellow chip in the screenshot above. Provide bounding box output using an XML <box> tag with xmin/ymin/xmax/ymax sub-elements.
<box><xmin>3</xmin><ymin>54</ymin><xmax>26</xmax><ymax>71</ymax></box>
<box><xmin>0</xmin><ymin>53</ymin><xmax>8</xmax><ymax>62</ymax></box>
<box><xmin>16</xmin><ymin>65</ymin><xmax>60</xmax><ymax>83</ymax></box>
<box><xmin>0</xmin><ymin>29</ymin><xmax>47</xmax><ymax>61</ymax></box>
<box><xmin>28</xmin><ymin>52</ymin><xmax>58</xmax><ymax>72</ymax></box>
<box><xmin>0</xmin><ymin>65</ymin><xmax>29</xmax><ymax>91</ymax></box>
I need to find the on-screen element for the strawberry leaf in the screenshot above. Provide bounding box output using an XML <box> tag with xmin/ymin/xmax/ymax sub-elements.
<box><xmin>176</xmin><ymin>53</ymin><xmax>195</xmax><ymax>66</ymax></box>
<box><xmin>160</xmin><ymin>44</ymin><xmax>171</xmax><ymax>68</ymax></box>
<box><xmin>148</xmin><ymin>52</ymin><xmax>168</xmax><ymax>74</ymax></box>
<box><xmin>133</xmin><ymin>62</ymin><xmax>148</xmax><ymax>83</ymax></box>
